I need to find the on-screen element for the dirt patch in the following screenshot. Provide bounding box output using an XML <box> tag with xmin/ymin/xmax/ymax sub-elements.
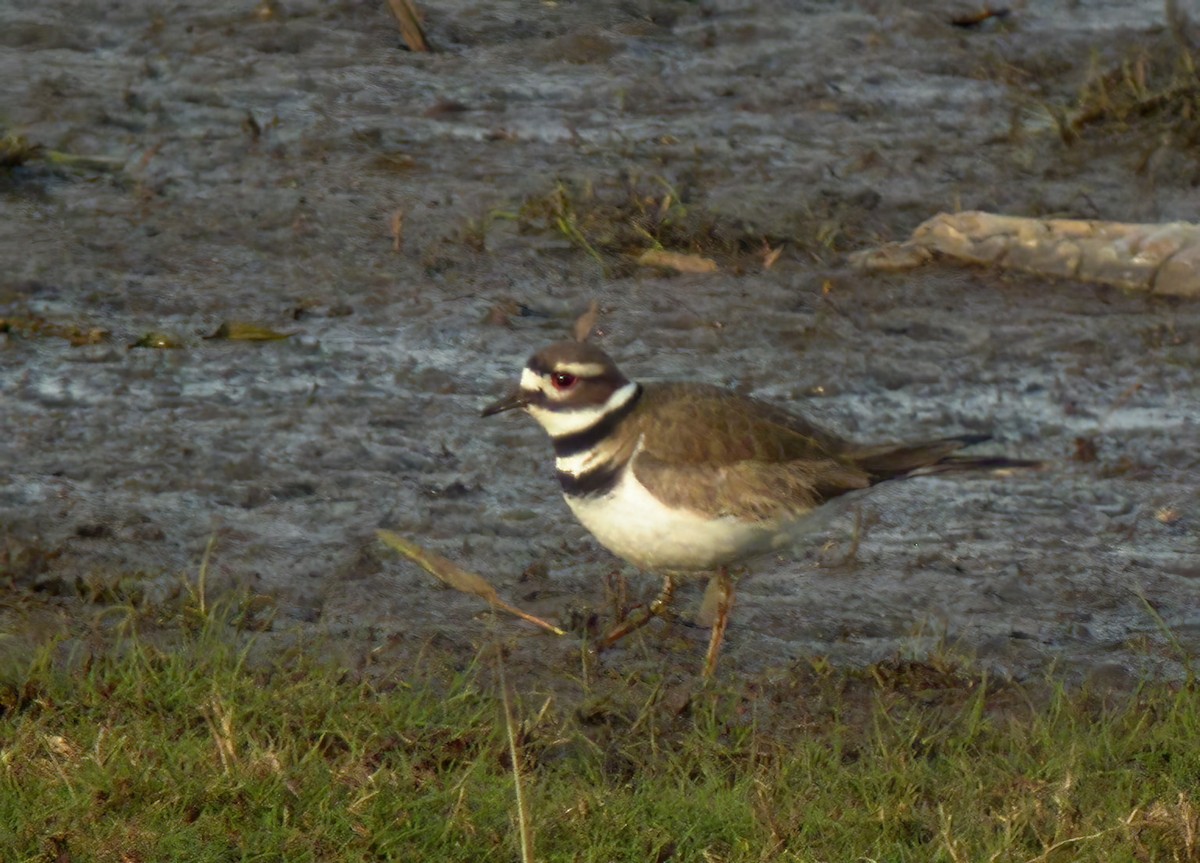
<box><xmin>2</xmin><ymin>0</ymin><xmax>1198</xmax><ymax>699</ymax></box>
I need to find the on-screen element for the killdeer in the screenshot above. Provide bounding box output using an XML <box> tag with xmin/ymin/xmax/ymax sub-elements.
<box><xmin>483</xmin><ymin>339</ymin><xmax>1037</xmax><ymax>675</ymax></box>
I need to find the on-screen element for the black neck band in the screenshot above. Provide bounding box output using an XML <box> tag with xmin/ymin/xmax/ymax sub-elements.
<box><xmin>550</xmin><ymin>384</ymin><xmax>642</xmax><ymax>458</ymax></box>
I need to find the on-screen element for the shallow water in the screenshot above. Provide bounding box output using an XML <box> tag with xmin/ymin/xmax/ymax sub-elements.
<box><xmin>2</xmin><ymin>0</ymin><xmax>1197</xmax><ymax>684</ymax></box>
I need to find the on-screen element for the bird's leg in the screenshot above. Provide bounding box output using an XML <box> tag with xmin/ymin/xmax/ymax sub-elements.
<box><xmin>702</xmin><ymin>567</ymin><xmax>734</xmax><ymax>679</ymax></box>
<box><xmin>597</xmin><ymin>574</ymin><xmax>677</xmax><ymax>649</ymax></box>
<box><xmin>603</xmin><ymin>569</ymin><xmax>628</xmax><ymax>626</ymax></box>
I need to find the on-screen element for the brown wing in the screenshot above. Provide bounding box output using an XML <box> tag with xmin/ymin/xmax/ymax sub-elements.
<box><xmin>630</xmin><ymin>383</ymin><xmax>852</xmax><ymax>465</ymax></box>
<box><xmin>633</xmin><ymin>453</ymin><xmax>871</xmax><ymax>521</ymax></box>
<box><xmin>627</xmin><ymin>383</ymin><xmax>871</xmax><ymax>521</ymax></box>
<box><xmin>623</xmin><ymin>383</ymin><xmax>1024</xmax><ymax>522</ymax></box>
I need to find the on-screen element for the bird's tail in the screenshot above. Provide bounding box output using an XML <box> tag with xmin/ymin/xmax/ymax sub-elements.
<box><xmin>853</xmin><ymin>434</ymin><xmax>1043</xmax><ymax>483</ymax></box>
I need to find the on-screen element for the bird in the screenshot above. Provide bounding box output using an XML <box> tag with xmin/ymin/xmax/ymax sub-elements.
<box><xmin>482</xmin><ymin>338</ymin><xmax>1038</xmax><ymax>676</ymax></box>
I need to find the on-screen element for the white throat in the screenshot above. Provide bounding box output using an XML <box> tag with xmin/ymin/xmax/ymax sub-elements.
<box><xmin>526</xmin><ymin>379</ymin><xmax>639</xmax><ymax>439</ymax></box>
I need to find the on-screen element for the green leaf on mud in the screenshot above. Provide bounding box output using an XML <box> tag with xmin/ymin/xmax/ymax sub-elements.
<box><xmin>204</xmin><ymin>322</ymin><xmax>295</xmax><ymax>341</ymax></box>
<box><xmin>128</xmin><ymin>332</ymin><xmax>183</xmax><ymax>349</ymax></box>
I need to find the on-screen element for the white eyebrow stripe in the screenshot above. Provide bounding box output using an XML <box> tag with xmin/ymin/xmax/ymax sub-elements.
<box><xmin>555</xmin><ymin>362</ymin><xmax>607</xmax><ymax>377</ymax></box>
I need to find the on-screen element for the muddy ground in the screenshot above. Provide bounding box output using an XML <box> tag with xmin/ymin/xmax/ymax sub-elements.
<box><xmin>1</xmin><ymin>0</ymin><xmax>1198</xmax><ymax>695</ymax></box>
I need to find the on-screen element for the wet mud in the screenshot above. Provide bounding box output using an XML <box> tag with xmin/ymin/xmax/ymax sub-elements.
<box><xmin>2</xmin><ymin>0</ymin><xmax>1198</xmax><ymax>689</ymax></box>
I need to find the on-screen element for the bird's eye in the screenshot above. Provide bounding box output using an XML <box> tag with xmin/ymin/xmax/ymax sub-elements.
<box><xmin>551</xmin><ymin>372</ymin><xmax>577</xmax><ymax>390</ymax></box>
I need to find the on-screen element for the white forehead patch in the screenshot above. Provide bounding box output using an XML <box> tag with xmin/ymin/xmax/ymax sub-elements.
<box><xmin>520</xmin><ymin>365</ymin><xmax>574</xmax><ymax>405</ymax></box>
<box><xmin>519</xmin><ymin>367</ymin><xmax>543</xmax><ymax>392</ymax></box>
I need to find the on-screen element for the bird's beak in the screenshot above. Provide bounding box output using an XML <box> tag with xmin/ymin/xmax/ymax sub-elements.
<box><xmin>481</xmin><ymin>387</ymin><xmax>528</xmax><ymax>417</ymax></box>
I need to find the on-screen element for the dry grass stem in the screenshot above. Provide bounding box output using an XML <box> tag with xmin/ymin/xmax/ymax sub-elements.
<box><xmin>497</xmin><ymin>657</ymin><xmax>535</xmax><ymax>863</ymax></box>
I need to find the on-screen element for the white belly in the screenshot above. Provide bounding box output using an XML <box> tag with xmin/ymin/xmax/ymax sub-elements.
<box><xmin>563</xmin><ymin>467</ymin><xmax>786</xmax><ymax>572</ymax></box>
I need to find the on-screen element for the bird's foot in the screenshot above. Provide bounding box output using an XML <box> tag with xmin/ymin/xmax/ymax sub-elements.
<box><xmin>596</xmin><ymin>574</ymin><xmax>677</xmax><ymax>650</ymax></box>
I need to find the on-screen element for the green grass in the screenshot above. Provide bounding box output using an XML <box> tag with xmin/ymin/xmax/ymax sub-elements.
<box><xmin>2</xmin><ymin>598</ymin><xmax>1199</xmax><ymax>862</ymax></box>
<box><xmin>514</xmin><ymin>174</ymin><xmax>737</xmax><ymax>276</ymax></box>
<box><xmin>1064</xmin><ymin>39</ymin><xmax>1200</xmax><ymax>146</ymax></box>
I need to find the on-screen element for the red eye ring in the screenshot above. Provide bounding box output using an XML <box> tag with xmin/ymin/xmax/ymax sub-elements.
<box><xmin>551</xmin><ymin>372</ymin><xmax>577</xmax><ymax>389</ymax></box>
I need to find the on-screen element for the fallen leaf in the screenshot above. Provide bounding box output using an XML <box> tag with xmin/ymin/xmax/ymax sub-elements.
<box><xmin>572</xmin><ymin>300</ymin><xmax>599</xmax><ymax>342</ymax></box>
<box><xmin>390</xmin><ymin>209</ymin><xmax>405</xmax><ymax>252</ymax></box>
<box><xmin>67</xmin><ymin>327</ymin><xmax>109</xmax><ymax>346</ymax></box>
<box><xmin>950</xmin><ymin>6</ymin><xmax>1010</xmax><ymax>27</ymax></box>
<box><xmin>43</xmin><ymin>734</ymin><xmax>79</xmax><ymax>759</ymax></box>
<box><xmin>204</xmin><ymin>322</ymin><xmax>294</xmax><ymax>341</ymax></box>
<box><xmin>379</xmin><ymin>530</ymin><xmax>496</xmax><ymax>598</ymax></box>
<box><xmin>1155</xmin><ymin>506</ymin><xmax>1181</xmax><ymax>525</ymax></box>
<box><xmin>1073</xmin><ymin>436</ymin><xmax>1098</xmax><ymax>463</ymax></box>
<box><xmin>636</xmin><ymin>249</ymin><xmax>718</xmax><ymax>273</ymax></box>
<box><xmin>762</xmin><ymin>243</ymin><xmax>783</xmax><ymax>270</ymax></box>
<box><xmin>386</xmin><ymin>0</ymin><xmax>432</xmax><ymax>52</ymax></box>
<box><xmin>377</xmin><ymin>530</ymin><xmax>566</xmax><ymax>635</ymax></box>
<box><xmin>484</xmin><ymin>301</ymin><xmax>515</xmax><ymax>327</ymax></box>
<box><xmin>128</xmin><ymin>331</ymin><xmax>182</xmax><ymax>350</ymax></box>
